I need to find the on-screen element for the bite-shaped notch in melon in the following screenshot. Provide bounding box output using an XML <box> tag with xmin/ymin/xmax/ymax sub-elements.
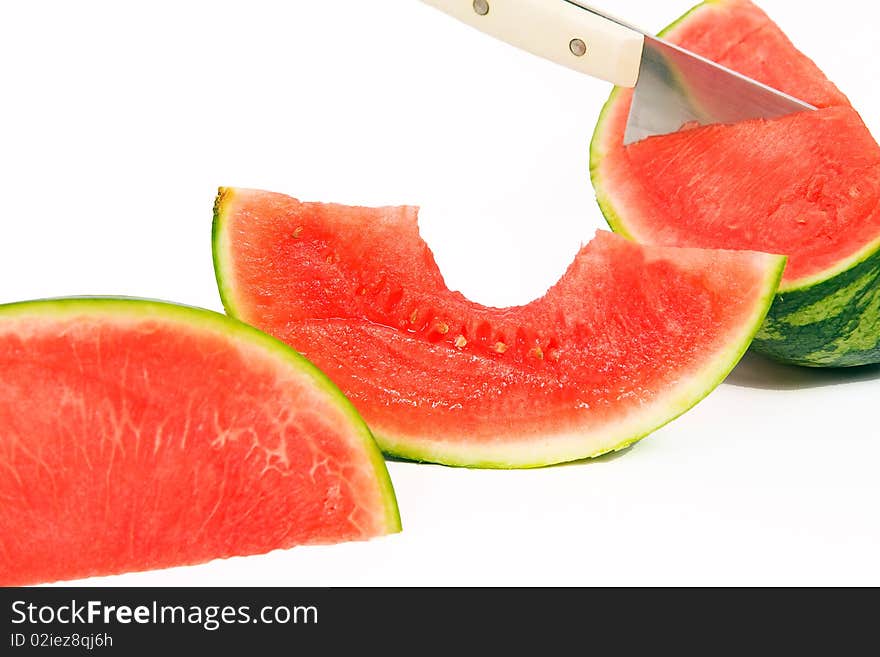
<box><xmin>0</xmin><ymin>298</ymin><xmax>400</xmax><ymax>586</ymax></box>
<box><xmin>591</xmin><ymin>0</ymin><xmax>880</xmax><ymax>367</ymax></box>
<box><xmin>213</xmin><ymin>188</ymin><xmax>785</xmax><ymax>469</ymax></box>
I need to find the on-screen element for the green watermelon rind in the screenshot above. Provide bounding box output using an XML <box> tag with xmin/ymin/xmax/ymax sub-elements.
<box><xmin>590</xmin><ymin>0</ymin><xmax>880</xmax><ymax>368</ymax></box>
<box><xmin>212</xmin><ymin>188</ymin><xmax>241</xmax><ymax>317</ymax></box>
<box><xmin>214</xmin><ymin>189</ymin><xmax>785</xmax><ymax>469</ymax></box>
<box><xmin>0</xmin><ymin>296</ymin><xmax>402</xmax><ymax>534</ymax></box>
<box><xmin>751</xmin><ymin>247</ymin><xmax>880</xmax><ymax>366</ymax></box>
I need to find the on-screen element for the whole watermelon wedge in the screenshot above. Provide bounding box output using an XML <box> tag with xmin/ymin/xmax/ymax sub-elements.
<box><xmin>0</xmin><ymin>298</ymin><xmax>400</xmax><ymax>586</ymax></box>
<box><xmin>213</xmin><ymin>188</ymin><xmax>785</xmax><ymax>468</ymax></box>
<box><xmin>591</xmin><ymin>0</ymin><xmax>880</xmax><ymax>368</ymax></box>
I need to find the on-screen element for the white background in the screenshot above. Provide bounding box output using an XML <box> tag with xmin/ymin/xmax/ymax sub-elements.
<box><xmin>2</xmin><ymin>0</ymin><xmax>878</xmax><ymax>586</ymax></box>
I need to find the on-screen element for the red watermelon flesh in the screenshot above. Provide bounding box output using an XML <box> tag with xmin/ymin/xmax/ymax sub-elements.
<box><xmin>0</xmin><ymin>299</ymin><xmax>399</xmax><ymax>586</ymax></box>
<box><xmin>213</xmin><ymin>188</ymin><xmax>785</xmax><ymax>468</ymax></box>
<box><xmin>591</xmin><ymin>0</ymin><xmax>879</xmax><ymax>289</ymax></box>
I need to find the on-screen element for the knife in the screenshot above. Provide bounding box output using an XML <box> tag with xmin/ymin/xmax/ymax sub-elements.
<box><xmin>421</xmin><ymin>0</ymin><xmax>816</xmax><ymax>144</ymax></box>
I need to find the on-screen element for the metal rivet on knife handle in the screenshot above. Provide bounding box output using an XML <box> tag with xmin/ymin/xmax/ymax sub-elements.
<box><xmin>570</xmin><ymin>39</ymin><xmax>587</xmax><ymax>57</ymax></box>
<box><xmin>473</xmin><ymin>0</ymin><xmax>489</xmax><ymax>17</ymax></box>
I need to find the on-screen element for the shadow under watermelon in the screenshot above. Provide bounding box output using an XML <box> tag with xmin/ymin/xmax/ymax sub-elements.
<box><xmin>725</xmin><ymin>351</ymin><xmax>880</xmax><ymax>391</ymax></box>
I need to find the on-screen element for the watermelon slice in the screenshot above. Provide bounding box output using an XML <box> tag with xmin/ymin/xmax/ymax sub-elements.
<box><xmin>0</xmin><ymin>298</ymin><xmax>400</xmax><ymax>586</ymax></box>
<box><xmin>591</xmin><ymin>0</ymin><xmax>880</xmax><ymax>367</ymax></box>
<box><xmin>213</xmin><ymin>188</ymin><xmax>784</xmax><ymax>468</ymax></box>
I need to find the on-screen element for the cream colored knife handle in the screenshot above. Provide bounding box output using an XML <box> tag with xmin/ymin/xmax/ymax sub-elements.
<box><xmin>421</xmin><ymin>0</ymin><xmax>644</xmax><ymax>87</ymax></box>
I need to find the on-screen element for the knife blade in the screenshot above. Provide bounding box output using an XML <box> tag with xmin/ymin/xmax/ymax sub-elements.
<box><xmin>421</xmin><ymin>0</ymin><xmax>816</xmax><ymax>144</ymax></box>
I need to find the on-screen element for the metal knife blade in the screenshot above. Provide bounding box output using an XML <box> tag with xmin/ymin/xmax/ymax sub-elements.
<box><xmin>565</xmin><ymin>2</ymin><xmax>817</xmax><ymax>144</ymax></box>
<box><xmin>422</xmin><ymin>1</ymin><xmax>817</xmax><ymax>144</ymax></box>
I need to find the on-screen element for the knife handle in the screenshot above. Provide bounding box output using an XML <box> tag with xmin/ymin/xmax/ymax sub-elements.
<box><xmin>421</xmin><ymin>0</ymin><xmax>644</xmax><ymax>87</ymax></box>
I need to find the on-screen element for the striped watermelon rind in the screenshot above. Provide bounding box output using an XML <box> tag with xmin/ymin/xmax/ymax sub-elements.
<box><xmin>589</xmin><ymin>0</ymin><xmax>880</xmax><ymax>368</ymax></box>
<box><xmin>752</xmin><ymin>244</ymin><xmax>880</xmax><ymax>367</ymax></box>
